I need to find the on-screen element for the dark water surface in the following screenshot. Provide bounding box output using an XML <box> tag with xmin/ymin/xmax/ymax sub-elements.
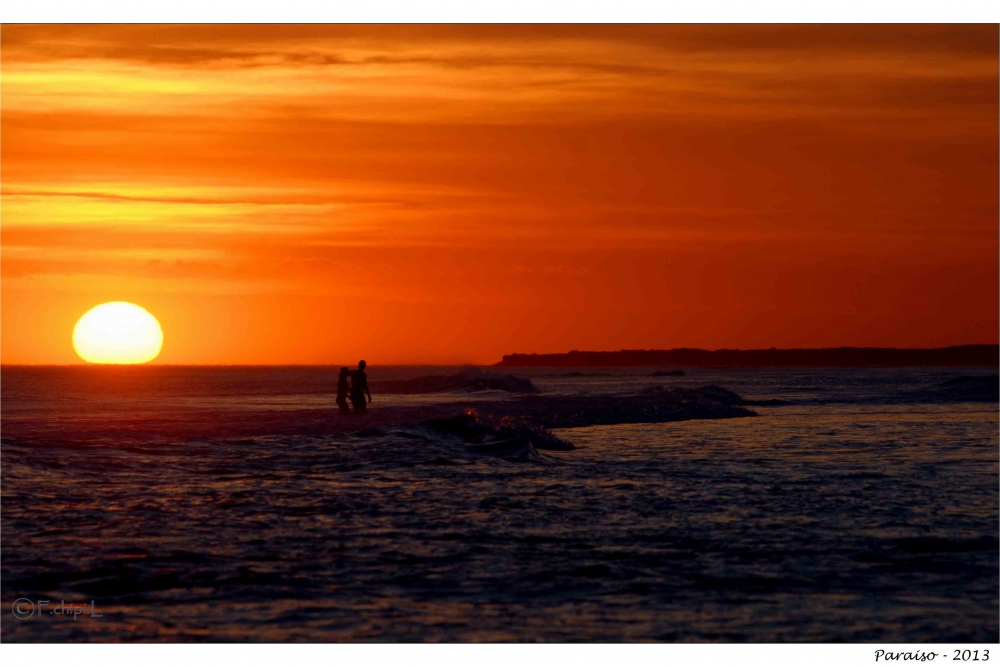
<box><xmin>2</xmin><ymin>366</ymin><xmax>997</xmax><ymax>641</ymax></box>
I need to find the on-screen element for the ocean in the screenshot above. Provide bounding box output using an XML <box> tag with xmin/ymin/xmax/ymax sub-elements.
<box><xmin>2</xmin><ymin>365</ymin><xmax>997</xmax><ymax>641</ymax></box>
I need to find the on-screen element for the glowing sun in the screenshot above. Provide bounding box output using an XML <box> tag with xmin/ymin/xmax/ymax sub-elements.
<box><xmin>73</xmin><ymin>302</ymin><xmax>163</xmax><ymax>364</ymax></box>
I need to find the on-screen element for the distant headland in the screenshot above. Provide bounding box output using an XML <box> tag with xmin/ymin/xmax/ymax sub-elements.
<box><xmin>495</xmin><ymin>345</ymin><xmax>999</xmax><ymax>368</ymax></box>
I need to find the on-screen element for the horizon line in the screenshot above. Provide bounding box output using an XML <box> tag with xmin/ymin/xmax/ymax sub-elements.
<box><xmin>3</xmin><ymin>343</ymin><xmax>998</xmax><ymax>368</ymax></box>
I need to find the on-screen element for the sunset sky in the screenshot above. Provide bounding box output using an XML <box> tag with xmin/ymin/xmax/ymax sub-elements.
<box><xmin>2</xmin><ymin>25</ymin><xmax>997</xmax><ymax>365</ymax></box>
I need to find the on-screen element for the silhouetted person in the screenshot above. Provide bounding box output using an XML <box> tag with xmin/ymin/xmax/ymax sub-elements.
<box><xmin>336</xmin><ymin>366</ymin><xmax>351</xmax><ymax>415</ymax></box>
<box><xmin>349</xmin><ymin>360</ymin><xmax>371</xmax><ymax>415</ymax></box>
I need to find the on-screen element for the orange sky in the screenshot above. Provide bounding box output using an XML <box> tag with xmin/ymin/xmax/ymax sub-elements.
<box><xmin>2</xmin><ymin>25</ymin><xmax>997</xmax><ymax>365</ymax></box>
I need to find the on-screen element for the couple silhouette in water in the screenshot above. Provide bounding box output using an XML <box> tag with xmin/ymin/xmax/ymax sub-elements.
<box><xmin>337</xmin><ymin>360</ymin><xmax>372</xmax><ymax>415</ymax></box>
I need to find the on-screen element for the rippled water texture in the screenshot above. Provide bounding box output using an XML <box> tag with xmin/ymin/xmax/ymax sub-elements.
<box><xmin>2</xmin><ymin>366</ymin><xmax>997</xmax><ymax>641</ymax></box>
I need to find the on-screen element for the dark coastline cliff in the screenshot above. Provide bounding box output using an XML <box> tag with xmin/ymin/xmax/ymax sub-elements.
<box><xmin>495</xmin><ymin>345</ymin><xmax>999</xmax><ymax>368</ymax></box>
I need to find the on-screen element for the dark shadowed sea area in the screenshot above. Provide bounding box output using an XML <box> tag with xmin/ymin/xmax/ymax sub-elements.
<box><xmin>2</xmin><ymin>365</ymin><xmax>997</xmax><ymax>642</ymax></box>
